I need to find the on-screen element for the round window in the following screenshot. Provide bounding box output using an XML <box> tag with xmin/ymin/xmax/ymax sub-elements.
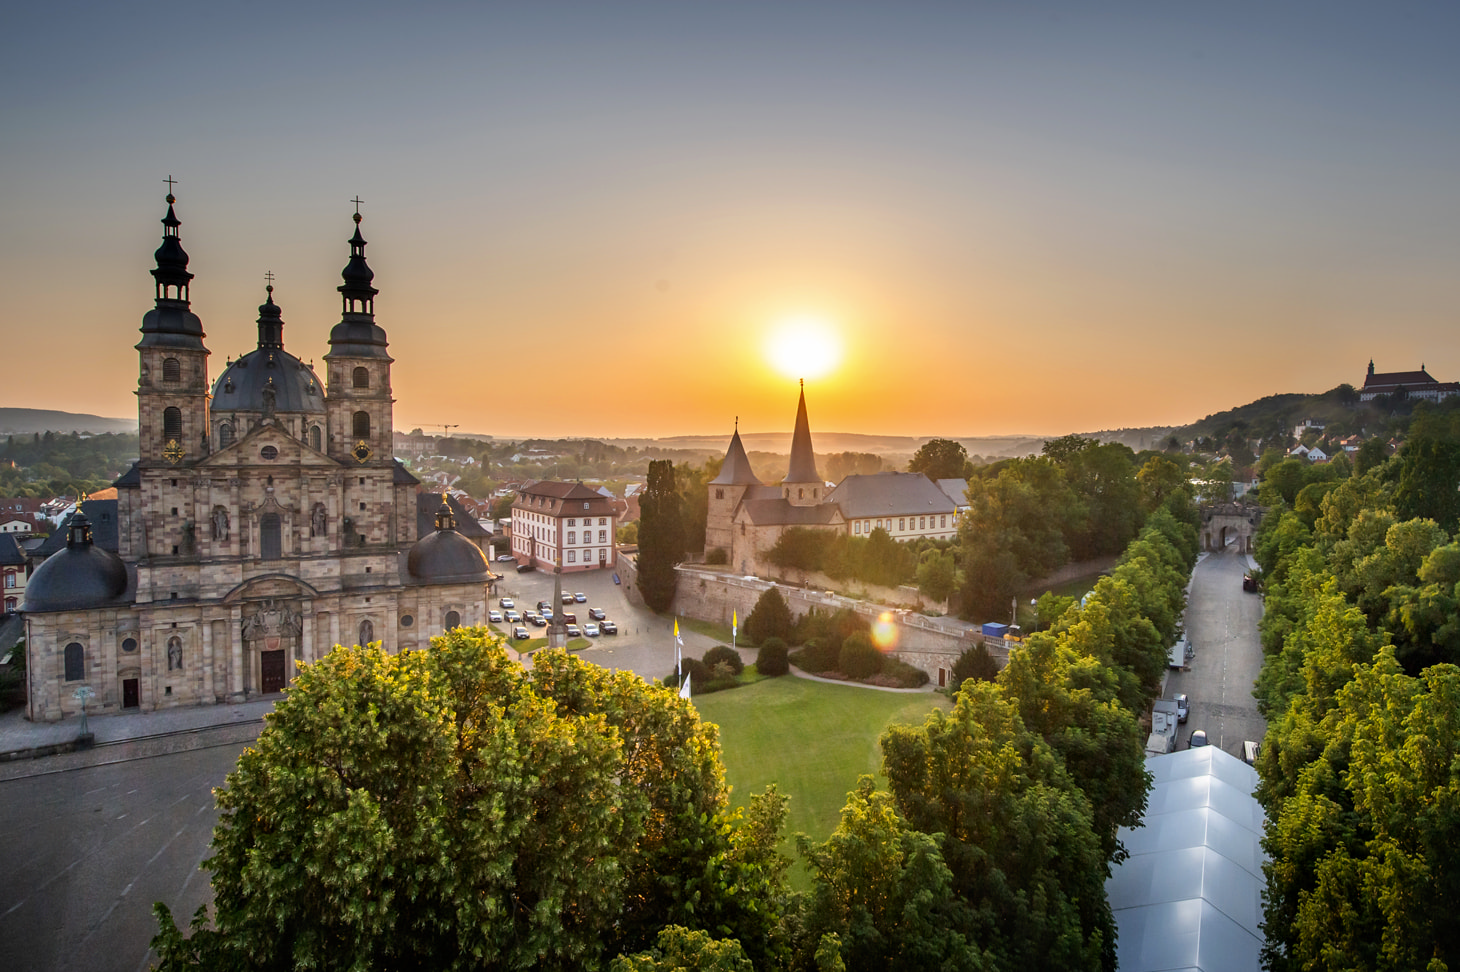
<box><xmin>260</xmin><ymin>445</ymin><xmax>279</xmax><ymax>460</ymax></box>
<box><xmin>399</xmin><ymin>615</ymin><xmax>414</xmax><ymax>628</ymax></box>
<box><xmin>122</xmin><ymin>637</ymin><xmax>137</xmax><ymax>653</ymax></box>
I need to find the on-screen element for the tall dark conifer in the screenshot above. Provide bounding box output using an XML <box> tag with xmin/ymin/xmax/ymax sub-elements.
<box><xmin>637</xmin><ymin>459</ymin><xmax>685</xmax><ymax>612</ymax></box>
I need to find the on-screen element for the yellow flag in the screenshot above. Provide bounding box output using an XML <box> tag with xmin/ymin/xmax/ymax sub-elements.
<box><xmin>673</xmin><ymin>618</ymin><xmax>679</xmax><ymax>637</ymax></box>
<box><xmin>733</xmin><ymin>609</ymin><xmax>738</xmax><ymax>629</ymax></box>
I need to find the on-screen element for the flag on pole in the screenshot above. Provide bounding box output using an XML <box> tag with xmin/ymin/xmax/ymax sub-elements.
<box><xmin>732</xmin><ymin>610</ymin><xmax>737</xmax><ymax>637</ymax></box>
<box><xmin>679</xmin><ymin>676</ymin><xmax>692</xmax><ymax>700</ymax></box>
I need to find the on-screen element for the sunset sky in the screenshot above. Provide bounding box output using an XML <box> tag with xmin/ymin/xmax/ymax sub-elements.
<box><xmin>4</xmin><ymin>3</ymin><xmax>1459</xmax><ymax>440</ymax></box>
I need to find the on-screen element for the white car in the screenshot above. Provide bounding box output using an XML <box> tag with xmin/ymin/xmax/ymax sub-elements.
<box><xmin>496</xmin><ymin>554</ymin><xmax>515</xmax><ymax>562</ymax></box>
<box><xmin>583</xmin><ymin>622</ymin><xmax>600</xmax><ymax>637</ymax></box>
<box><xmin>504</xmin><ymin>610</ymin><xmax>521</xmax><ymax>623</ymax></box>
<box><xmin>488</xmin><ymin>610</ymin><xmax>503</xmax><ymax>623</ymax></box>
<box><xmin>499</xmin><ymin>598</ymin><xmax>515</xmax><ymax>609</ymax></box>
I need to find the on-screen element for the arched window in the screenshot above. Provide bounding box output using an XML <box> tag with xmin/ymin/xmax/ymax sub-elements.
<box><xmin>358</xmin><ymin>619</ymin><xmax>375</xmax><ymax>646</ymax></box>
<box><xmin>163</xmin><ymin>407</ymin><xmax>182</xmax><ymax>442</ymax></box>
<box><xmin>162</xmin><ymin>357</ymin><xmax>180</xmax><ymax>382</ymax></box>
<box><xmin>260</xmin><ymin>513</ymin><xmax>281</xmax><ymax>561</ymax></box>
<box><xmin>64</xmin><ymin>642</ymin><xmax>84</xmax><ymax>681</ymax></box>
<box><xmin>444</xmin><ymin>610</ymin><xmax>461</xmax><ymax>630</ymax></box>
<box><xmin>353</xmin><ymin>411</ymin><xmax>371</xmax><ymax>439</ymax></box>
<box><xmin>219</xmin><ymin>423</ymin><xmax>234</xmax><ymax>447</ymax></box>
<box><xmin>352</xmin><ymin>366</ymin><xmax>370</xmax><ymax>389</ymax></box>
<box><xmin>309</xmin><ymin>425</ymin><xmax>321</xmax><ymax>451</ymax></box>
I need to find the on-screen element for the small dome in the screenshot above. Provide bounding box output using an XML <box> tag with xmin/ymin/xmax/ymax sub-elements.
<box><xmin>23</xmin><ymin>512</ymin><xmax>129</xmax><ymax>613</ymax></box>
<box><xmin>408</xmin><ymin>501</ymin><xmax>489</xmax><ymax>584</ymax></box>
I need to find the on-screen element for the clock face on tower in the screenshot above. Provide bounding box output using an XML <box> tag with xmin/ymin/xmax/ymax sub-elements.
<box><xmin>352</xmin><ymin>439</ymin><xmax>373</xmax><ymax>464</ymax></box>
<box><xmin>162</xmin><ymin>439</ymin><xmax>185</xmax><ymax>464</ymax></box>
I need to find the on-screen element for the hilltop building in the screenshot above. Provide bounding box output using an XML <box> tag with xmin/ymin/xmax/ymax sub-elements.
<box><xmin>21</xmin><ymin>193</ymin><xmax>492</xmax><ymax>723</ymax></box>
<box><xmin>705</xmin><ymin>384</ymin><xmax>959</xmax><ymax>577</ymax></box>
<box><xmin>1359</xmin><ymin>361</ymin><xmax>1458</xmax><ymax>403</ymax></box>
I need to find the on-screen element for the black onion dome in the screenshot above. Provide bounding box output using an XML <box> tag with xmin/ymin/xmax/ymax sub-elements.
<box><xmin>408</xmin><ymin>499</ymin><xmax>490</xmax><ymax>584</ymax></box>
<box><xmin>328</xmin><ymin>213</ymin><xmax>391</xmax><ymax>359</ymax></box>
<box><xmin>339</xmin><ymin>225</ymin><xmax>377</xmax><ymax>295</ymax></box>
<box><xmin>138</xmin><ymin>195</ymin><xmax>206</xmax><ymax>351</ymax></box>
<box><xmin>23</xmin><ymin>511</ymin><xmax>129</xmax><ymax>613</ymax></box>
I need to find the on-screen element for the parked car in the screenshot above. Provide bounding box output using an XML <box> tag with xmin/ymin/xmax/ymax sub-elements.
<box><xmin>512</xmin><ymin>626</ymin><xmax>530</xmax><ymax>640</ymax></box>
<box><xmin>559</xmin><ymin>612</ymin><xmax>576</xmax><ymax>624</ymax></box>
<box><xmin>516</xmin><ymin>562</ymin><xmax>535</xmax><ymax>573</ymax></box>
<box><xmin>499</xmin><ymin>597</ymin><xmax>515</xmax><ymax>609</ymax></box>
<box><xmin>497</xmin><ymin>554</ymin><xmax>516</xmax><ymax>562</ymax></box>
<box><xmin>504</xmin><ymin>610</ymin><xmax>521</xmax><ymax>623</ymax></box>
<box><xmin>488</xmin><ymin>610</ymin><xmax>503</xmax><ymax>623</ymax></box>
<box><xmin>528</xmin><ymin>613</ymin><xmax>547</xmax><ymax>627</ymax></box>
<box><xmin>565</xmin><ymin>624</ymin><xmax>582</xmax><ymax>638</ymax></box>
<box><xmin>1189</xmin><ymin>729</ymin><xmax>1209</xmax><ymax>748</ymax></box>
<box><xmin>1242</xmin><ymin>574</ymin><xmax>1258</xmax><ymax>593</ymax></box>
<box><xmin>588</xmin><ymin>607</ymin><xmax>606</xmax><ymax>621</ymax></box>
<box><xmin>1243</xmin><ymin>740</ymin><xmax>1261</xmax><ymax>765</ymax></box>
<box><xmin>562</xmin><ymin>593</ymin><xmax>575</xmax><ymax>605</ymax></box>
<box><xmin>600</xmin><ymin>620</ymin><xmax>618</xmax><ymax>635</ymax></box>
<box><xmin>583</xmin><ymin>622</ymin><xmax>600</xmax><ymax>637</ymax></box>
<box><xmin>573</xmin><ymin>592</ymin><xmax>587</xmax><ymax>603</ymax></box>
<box><xmin>1174</xmin><ymin>693</ymin><xmax>1189</xmax><ymax>724</ymax></box>
<box><xmin>538</xmin><ymin>600</ymin><xmax>554</xmax><ymax>614</ymax></box>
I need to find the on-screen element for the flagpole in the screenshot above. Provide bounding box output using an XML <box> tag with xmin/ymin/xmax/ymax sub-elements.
<box><xmin>675</xmin><ymin>617</ymin><xmax>682</xmax><ymax>688</ymax></box>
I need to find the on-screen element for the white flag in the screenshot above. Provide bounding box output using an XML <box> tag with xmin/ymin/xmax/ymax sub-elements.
<box><xmin>679</xmin><ymin>676</ymin><xmax>692</xmax><ymax>700</ymax></box>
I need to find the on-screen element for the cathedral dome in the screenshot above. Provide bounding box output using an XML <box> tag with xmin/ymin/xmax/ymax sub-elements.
<box><xmin>23</xmin><ymin>511</ymin><xmax>129</xmax><ymax>613</ymax></box>
<box><xmin>408</xmin><ymin>499</ymin><xmax>490</xmax><ymax>584</ymax></box>
<box><xmin>212</xmin><ymin>349</ymin><xmax>326</xmax><ymax>415</ymax></box>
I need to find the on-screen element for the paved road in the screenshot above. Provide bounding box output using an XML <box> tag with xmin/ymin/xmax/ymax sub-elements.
<box><xmin>1166</xmin><ymin>546</ymin><xmax>1266</xmax><ymax>757</ymax></box>
<box><xmin>0</xmin><ymin>739</ymin><xmax>250</xmax><ymax>972</ymax></box>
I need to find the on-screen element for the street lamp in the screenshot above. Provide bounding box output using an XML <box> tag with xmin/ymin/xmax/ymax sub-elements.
<box><xmin>1031</xmin><ymin>598</ymin><xmax>1039</xmax><ymax>632</ymax></box>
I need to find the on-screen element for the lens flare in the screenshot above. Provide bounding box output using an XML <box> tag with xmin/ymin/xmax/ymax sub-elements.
<box><xmin>871</xmin><ymin>611</ymin><xmax>899</xmax><ymax>651</ymax></box>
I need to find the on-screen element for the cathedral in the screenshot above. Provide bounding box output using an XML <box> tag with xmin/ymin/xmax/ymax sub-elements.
<box><xmin>21</xmin><ymin>193</ymin><xmax>492</xmax><ymax>722</ymax></box>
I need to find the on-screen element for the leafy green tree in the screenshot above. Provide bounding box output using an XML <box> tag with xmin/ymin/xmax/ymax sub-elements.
<box><xmin>881</xmin><ymin>683</ymin><xmax>1115</xmax><ymax>971</ymax></box>
<box><xmin>1135</xmin><ymin>455</ymin><xmax>1187</xmax><ymax>513</ymax></box>
<box><xmin>152</xmin><ymin>632</ymin><xmax>787</xmax><ymax>970</ymax></box>
<box><xmin>767</xmin><ymin>526</ymin><xmax>832</xmax><ymax>573</ymax></box>
<box><xmin>744</xmin><ymin>585</ymin><xmax>793</xmax><ymax>645</ymax></box>
<box><xmin>823</xmin><ymin>452</ymin><xmax>886</xmax><ymax>482</ymax></box>
<box><xmin>755</xmin><ymin>639</ymin><xmax>789</xmax><ymax>676</ymax></box>
<box><xmin>838</xmin><ymin>632</ymin><xmax>882</xmax><ymax>679</ymax></box>
<box><xmin>908</xmin><ymin>438</ymin><xmax>969</xmax><ymax>481</ymax></box>
<box><xmin>1394</xmin><ymin>410</ymin><xmax>1460</xmax><ymax>533</ymax></box>
<box><xmin>611</xmin><ymin>926</ymin><xmax>753</xmax><ymax>972</ymax></box>
<box><xmin>950</xmin><ymin>643</ymin><xmax>998</xmax><ymax>691</ymax></box>
<box><xmin>639</xmin><ymin>459</ymin><xmax>686</xmax><ymax>612</ymax></box>
<box><xmin>799</xmin><ymin>777</ymin><xmax>986</xmax><ymax>972</ymax></box>
<box><xmin>915</xmin><ymin>549</ymin><xmax>957</xmax><ymax>603</ymax></box>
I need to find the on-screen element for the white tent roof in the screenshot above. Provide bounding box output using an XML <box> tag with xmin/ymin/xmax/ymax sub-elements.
<box><xmin>1106</xmin><ymin>746</ymin><xmax>1267</xmax><ymax>972</ymax></box>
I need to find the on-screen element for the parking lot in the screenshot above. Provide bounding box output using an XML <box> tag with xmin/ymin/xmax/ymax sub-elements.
<box><xmin>1164</xmin><ymin>546</ymin><xmax>1267</xmax><ymax>757</ymax></box>
<box><xmin>491</xmin><ymin>566</ymin><xmax>734</xmax><ymax>682</ymax></box>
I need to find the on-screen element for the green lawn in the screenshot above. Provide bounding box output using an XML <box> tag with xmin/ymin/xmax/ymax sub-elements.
<box><xmin>693</xmin><ymin>677</ymin><xmax>948</xmax><ymax>882</ymax></box>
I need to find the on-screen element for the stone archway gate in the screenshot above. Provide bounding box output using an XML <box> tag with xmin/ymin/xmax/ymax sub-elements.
<box><xmin>1200</xmin><ymin>502</ymin><xmax>1267</xmax><ymax>554</ymax></box>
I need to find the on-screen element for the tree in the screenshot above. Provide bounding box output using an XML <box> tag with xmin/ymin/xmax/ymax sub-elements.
<box><xmin>798</xmin><ymin>777</ymin><xmax>986</xmax><ymax>972</ymax></box>
<box><xmin>908</xmin><ymin>438</ymin><xmax>969</xmax><ymax>482</ymax></box>
<box><xmin>638</xmin><ymin>459</ymin><xmax>686</xmax><ymax>612</ymax></box>
<box><xmin>755</xmin><ymin>639</ymin><xmax>789</xmax><ymax>676</ymax></box>
<box><xmin>152</xmin><ymin>632</ymin><xmax>787</xmax><ymax>970</ymax></box>
<box><xmin>915</xmin><ymin>549</ymin><xmax>957</xmax><ymax>603</ymax></box>
<box><xmin>744</xmin><ymin>586</ymin><xmax>793</xmax><ymax>645</ymax></box>
<box><xmin>950</xmin><ymin>643</ymin><xmax>998</xmax><ymax>691</ymax></box>
<box><xmin>611</xmin><ymin>926</ymin><xmax>753</xmax><ymax>972</ymax></box>
<box><xmin>838</xmin><ymin>632</ymin><xmax>882</xmax><ymax>679</ymax></box>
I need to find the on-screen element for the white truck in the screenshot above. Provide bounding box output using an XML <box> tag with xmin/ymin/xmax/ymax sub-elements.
<box><xmin>1145</xmin><ymin>698</ymin><xmax>1181</xmax><ymax>756</ymax></box>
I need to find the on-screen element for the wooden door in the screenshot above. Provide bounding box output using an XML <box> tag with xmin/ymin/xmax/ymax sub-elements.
<box><xmin>261</xmin><ymin>649</ymin><xmax>287</xmax><ymax>694</ymax></box>
<box><xmin>122</xmin><ymin>678</ymin><xmax>139</xmax><ymax>709</ymax></box>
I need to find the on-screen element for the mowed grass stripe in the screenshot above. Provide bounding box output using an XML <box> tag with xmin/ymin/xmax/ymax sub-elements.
<box><xmin>693</xmin><ymin>677</ymin><xmax>948</xmax><ymax>857</ymax></box>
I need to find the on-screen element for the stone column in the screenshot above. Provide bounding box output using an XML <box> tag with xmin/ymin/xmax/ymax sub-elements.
<box><xmin>229</xmin><ymin>605</ymin><xmax>245</xmax><ymax>701</ymax></box>
<box><xmin>200</xmin><ymin>618</ymin><xmax>214</xmax><ymax>703</ymax></box>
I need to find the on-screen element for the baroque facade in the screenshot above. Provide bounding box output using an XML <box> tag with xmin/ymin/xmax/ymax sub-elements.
<box><xmin>22</xmin><ymin>194</ymin><xmax>492</xmax><ymax>722</ymax></box>
<box><xmin>509</xmin><ymin>480</ymin><xmax>617</xmax><ymax>572</ymax></box>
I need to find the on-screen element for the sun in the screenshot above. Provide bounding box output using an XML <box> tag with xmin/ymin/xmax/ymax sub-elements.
<box><xmin>765</xmin><ymin>315</ymin><xmax>842</xmax><ymax>381</ymax></box>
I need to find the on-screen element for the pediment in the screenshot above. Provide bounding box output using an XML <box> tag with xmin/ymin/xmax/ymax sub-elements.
<box><xmin>222</xmin><ymin>572</ymin><xmax>321</xmax><ymax>605</ymax></box>
<box><xmin>201</xmin><ymin>422</ymin><xmax>339</xmax><ymax>469</ymax></box>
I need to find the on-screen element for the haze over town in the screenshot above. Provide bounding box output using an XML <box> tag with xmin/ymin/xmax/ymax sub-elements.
<box><xmin>5</xmin><ymin>3</ymin><xmax>1459</xmax><ymax>438</ymax></box>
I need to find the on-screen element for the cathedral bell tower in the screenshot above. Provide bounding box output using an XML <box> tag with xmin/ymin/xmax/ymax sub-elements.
<box><xmin>136</xmin><ymin>183</ymin><xmax>211</xmax><ymax>467</ymax></box>
<box><xmin>781</xmin><ymin>380</ymin><xmax>822</xmax><ymax>507</ymax></box>
<box><xmin>324</xmin><ymin>203</ymin><xmax>394</xmax><ymax>465</ymax></box>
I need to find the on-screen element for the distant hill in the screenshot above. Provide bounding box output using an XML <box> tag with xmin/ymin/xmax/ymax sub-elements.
<box><xmin>0</xmin><ymin>408</ymin><xmax>136</xmax><ymax>435</ymax></box>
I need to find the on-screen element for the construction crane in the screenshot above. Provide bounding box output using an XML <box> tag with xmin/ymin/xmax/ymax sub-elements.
<box><xmin>433</xmin><ymin>424</ymin><xmax>459</xmax><ymax>439</ymax></box>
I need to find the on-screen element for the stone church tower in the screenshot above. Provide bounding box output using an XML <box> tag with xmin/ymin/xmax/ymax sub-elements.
<box><xmin>781</xmin><ymin>380</ymin><xmax>823</xmax><ymax>506</ymax></box>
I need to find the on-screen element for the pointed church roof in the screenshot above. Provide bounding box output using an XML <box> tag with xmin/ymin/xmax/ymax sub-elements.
<box><xmin>710</xmin><ymin>426</ymin><xmax>761</xmax><ymax>486</ymax></box>
<box><xmin>783</xmin><ymin>381</ymin><xmax>820</xmax><ymax>484</ymax></box>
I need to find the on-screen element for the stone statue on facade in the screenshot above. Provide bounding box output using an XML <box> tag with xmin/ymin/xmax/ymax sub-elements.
<box><xmin>311</xmin><ymin>503</ymin><xmax>326</xmax><ymax>537</ymax></box>
<box><xmin>212</xmin><ymin>505</ymin><xmax>230</xmax><ymax>541</ymax></box>
<box><xmin>167</xmin><ymin>637</ymin><xmax>183</xmax><ymax>671</ymax></box>
<box><xmin>241</xmin><ymin>598</ymin><xmax>304</xmax><ymax>642</ymax></box>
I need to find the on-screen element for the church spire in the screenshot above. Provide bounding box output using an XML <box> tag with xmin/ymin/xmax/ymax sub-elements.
<box><xmin>338</xmin><ymin>199</ymin><xmax>378</xmax><ymax>318</ymax></box>
<box><xmin>784</xmin><ymin>379</ymin><xmax>820</xmax><ymax>485</ymax></box>
<box><xmin>256</xmin><ymin>274</ymin><xmax>284</xmax><ymax>349</ymax></box>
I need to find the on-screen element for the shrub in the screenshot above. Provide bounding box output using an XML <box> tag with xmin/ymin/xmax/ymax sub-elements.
<box><xmin>876</xmin><ymin>657</ymin><xmax>930</xmax><ymax>688</ymax></box>
<box><xmin>702</xmin><ymin>644</ymin><xmax>745</xmax><ymax>677</ymax></box>
<box><xmin>745</xmin><ymin>587</ymin><xmax>793</xmax><ymax>645</ymax></box>
<box><xmin>756</xmin><ymin>640</ymin><xmax>789</xmax><ymax>677</ymax></box>
<box><xmin>664</xmin><ymin>657</ymin><xmax>710</xmax><ymax>693</ymax></box>
<box><xmin>704</xmin><ymin>547</ymin><xmax>729</xmax><ymax>565</ymax></box>
<box><xmin>793</xmin><ymin>639</ymin><xmax>840</xmax><ymax>673</ymax></box>
<box><xmin>839</xmin><ymin>633</ymin><xmax>883</xmax><ymax>679</ymax></box>
<box><xmin>951</xmin><ymin>642</ymin><xmax>999</xmax><ymax>691</ymax></box>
